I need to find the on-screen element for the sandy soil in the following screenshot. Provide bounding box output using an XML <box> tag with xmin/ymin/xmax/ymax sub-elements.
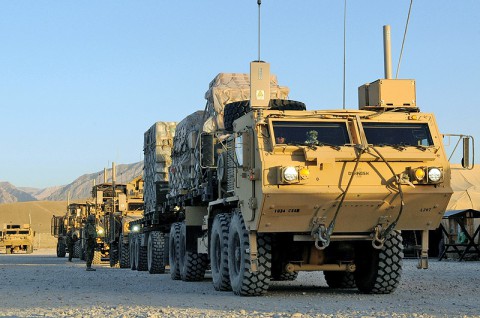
<box><xmin>0</xmin><ymin>249</ymin><xmax>479</xmax><ymax>317</ymax></box>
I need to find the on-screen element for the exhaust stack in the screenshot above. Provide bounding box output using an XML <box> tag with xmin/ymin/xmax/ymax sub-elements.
<box><xmin>383</xmin><ymin>25</ymin><xmax>392</xmax><ymax>79</ymax></box>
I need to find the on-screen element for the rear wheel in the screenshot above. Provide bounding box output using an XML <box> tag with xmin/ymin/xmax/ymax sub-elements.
<box><xmin>135</xmin><ymin>235</ymin><xmax>148</xmax><ymax>271</ymax></box>
<box><xmin>119</xmin><ymin>237</ymin><xmax>130</xmax><ymax>268</ymax></box>
<box><xmin>354</xmin><ymin>230</ymin><xmax>403</xmax><ymax>294</ymax></box>
<box><xmin>148</xmin><ymin>231</ymin><xmax>166</xmax><ymax>274</ymax></box>
<box><xmin>228</xmin><ymin>211</ymin><xmax>271</xmax><ymax>296</ymax></box>
<box><xmin>272</xmin><ymin>271</ymin><xmax>298</xmax><ymax>281</ymax></box>
<box><xmin>109</xmin><ymin>243</ymin><xmax>119</xmax><ymax>268</ymax></box>
<box><xmin>129</xmin><ymin>234</ymin><xmax>137</xmax><ymax>270</ymax></box>
<box><xmin>210</xmin><ymin>213</ymin><xmax>231</xmax><ymax>291</ymax></box>
<box><xmin>73</xmin><ymin>241</ymin><xmax>81</xmax><ymax>258</ymax></box>
<box><xmin>169</xmin><ymin>223</ymin><xmax>181</xmax><ymax>280</ymax></box>
<box><xmin>324</xmin><ymin>271</ymin><xmax>356</xmax><ymax>288</ymax></box>
<box><xmin>179</xmin><ymin>222</ymin><xmax>208</xmax><ymax>282</ymax></box>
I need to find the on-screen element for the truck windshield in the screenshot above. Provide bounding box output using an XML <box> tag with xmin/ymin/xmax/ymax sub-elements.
<box><xmin>272</xmin><ymin>121</ymin><xmax>350</xmax><ymax>146</ymax></box>
<box><xmin>363</xmin><ymin>122</ymin><xmax>434</xmax><ymax>147</ymax></box>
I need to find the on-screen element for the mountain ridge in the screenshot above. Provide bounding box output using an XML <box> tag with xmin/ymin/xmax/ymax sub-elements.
<box><xmin>0</xmin><ymin>162</ymin><xmax>143</xmax><ymax>204</ymax></box>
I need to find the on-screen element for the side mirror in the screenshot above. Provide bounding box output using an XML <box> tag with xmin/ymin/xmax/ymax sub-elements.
<box><xmin>200</xmin><ymin>133</ymin><xmax>215</xmax><ymax>168</ymax></box>
<box><xmin>462</xmin><ymin>136</ymin><xmax>475</xmax><ymax>169</ymax></box>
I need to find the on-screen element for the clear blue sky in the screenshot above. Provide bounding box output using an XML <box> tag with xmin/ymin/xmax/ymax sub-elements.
<box><xmin>1</xmin><ymin>1</ymin><xmax>479</xmax><ymax>188</ymax></box>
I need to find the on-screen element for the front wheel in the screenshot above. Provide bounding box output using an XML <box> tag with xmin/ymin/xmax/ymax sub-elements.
<box><xmin>228</xmin><ymin>211</ymin><xmax>271</xmax><ymax>296</ymax></box>
<box><xmin>57</xmin><ymin>242</ymin><xmax>66</xmax><ymax>257</ymax></box>
<box><xmin>210</xmin><ymin>213</ymin><xmax>231</xmax><ymax>291</ymax></box>
<box><xmin>354</xmin><ymin>230</ymin><xmax>403</xmax><ymax>294</ymax></box>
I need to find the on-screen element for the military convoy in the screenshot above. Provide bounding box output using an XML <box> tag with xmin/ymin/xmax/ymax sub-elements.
<box><xmin>1</xmin><ymin>224</ymin><xmax>35</xmax><ymax>254</ymax></box>
<box><xmin>51</xmin><ymin>166</ymin><xmax>145</xmax><ymax>267</ymax></box>
<box><xmin>45</xmin><ymin>14</ymin><xmax>472</xmax><ymax>297</ymax></box>
<box><xmin>123</xmin><ymin>24</ymin><xmax>474</xmax><ymax>296</ymax></box>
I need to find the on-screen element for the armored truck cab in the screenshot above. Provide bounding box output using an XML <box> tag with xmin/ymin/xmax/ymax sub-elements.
<box><xmin>1</xmin><ymin>224</ymin><xmax>34</xmax><ymax>254</ymax></box>
<box><xmin>51</xmin><ymin>203</ymin><xmax>87</xmax><ymax>258</ymax></box>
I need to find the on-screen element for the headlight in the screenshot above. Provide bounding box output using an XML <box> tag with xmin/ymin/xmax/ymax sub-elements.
<box><xmin>96</xmin><ymin>227</ymin><xmax>104</xmax><ymax>235</ymax></box>
<box><xmin>132</xmin><ymin>225</ymin><xmax>140</xmax><ymax>233</ymax></box>
<box><xmin>283</xmin><ymin>166</ymin><xmax>298</xmax><ymax>182</ymax></box>
<box><xmin>428</xmin><ymin>167</ymin><xmax>442</xmax><ymax>183</ymax></box>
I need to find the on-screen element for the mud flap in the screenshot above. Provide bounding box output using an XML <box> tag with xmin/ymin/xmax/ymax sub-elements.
<box><xmin>248</xmin><ymin>231</ymin><xmax>258</xmax><ymax>272</ymax></box>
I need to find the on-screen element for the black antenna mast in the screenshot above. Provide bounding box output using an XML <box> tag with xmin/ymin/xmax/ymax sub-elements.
<box><xmin>342</xmin><ymin>0</ymin><xmax>347</xmax><ymax>109</ymax></box>
<box><xmin>257</xmin><ymin>0</ymin><xmax>262</xmax><ymax>61</ymax></box>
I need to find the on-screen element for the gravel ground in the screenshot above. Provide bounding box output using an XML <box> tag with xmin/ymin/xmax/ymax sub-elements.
<box><xmin>0</xmin><ymin>249</ymin><xmax>479</xmax><ymax>318</ymax></box>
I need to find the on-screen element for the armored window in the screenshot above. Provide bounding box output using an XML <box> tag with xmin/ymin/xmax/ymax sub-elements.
<box><xmin>128</xmin><ymin>203</ymin><xmax>144</xmax><ymax>211</ymax></box>
<box><xmin>272</xmin><ymin>121</ymin><xmax>350</xmax><ymax>146</ymax></box>
<box><xmin>19</xmin><ymin>230</ymin><xmax>29</xmax><ymax>234</ymax></box>
<box><xmin>363</xmin><ymin>122</ymin><xmax>434</xmax><ymax>146</ymax></box>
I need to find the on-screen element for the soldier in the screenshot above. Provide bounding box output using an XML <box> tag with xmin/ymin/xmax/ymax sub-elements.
<box><xmin>85</xmin><ymin>214</ymin><xmax>97</xmax><ymax>271</ymax></box>
<box><xmin>66</xmin><ymin>227</ymin><xmax>75</xmax><ymax>262</ymax></box>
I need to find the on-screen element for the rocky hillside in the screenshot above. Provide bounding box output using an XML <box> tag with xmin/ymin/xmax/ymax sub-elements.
<box><xmin>0</xmin><ymin>182</ymin><xmax>38</xmax><ymax>203</ymax></box>
<box><xmin>45</xmin><ymin>162</ymin><xmax>144</xmax><ymax>201</ymax></box>
<box><xmin>0</xmin><ymin>162</ymin><xmax>143</xmax><ymax>204</ymax></box>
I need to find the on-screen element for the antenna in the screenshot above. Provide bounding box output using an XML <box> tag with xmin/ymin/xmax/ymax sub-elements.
<box><xmin>342</xmin><ymin>0</ymin><xmax>347</xmax><ymax>109</ymax></box>
<box><xmin>257</xmin><ymin>0</ymin><xmax>262</xmax><ymax>61</ymax></box>
<box><xmin>396</xmin><ymin>0</ymin><xmax>413</xmax><ymax>79</ymax></box>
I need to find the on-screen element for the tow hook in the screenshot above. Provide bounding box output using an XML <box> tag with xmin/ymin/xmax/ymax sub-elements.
<box><xmin>312</xmin><ymin>224</ymin><xmax>330</xmax><ymax>250</ymax></box>
<box><xmin>372</xmin><ymin>225</ymin><xmax>385</xmax><ymax>249</ymax></box>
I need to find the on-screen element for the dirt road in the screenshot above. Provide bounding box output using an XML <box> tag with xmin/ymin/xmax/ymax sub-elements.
<box><xmin>0</xmin><ymin>249</ymin><xmax>478</xmax><ymax>317</ymax></box>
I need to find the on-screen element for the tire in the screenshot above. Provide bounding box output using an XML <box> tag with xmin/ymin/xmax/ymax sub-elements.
<box><xmin>223</xmin><ymin>101</ymin><xmax>250</xmax><ymax>131</ymax></box>
<box><xmin>148</xmin><ymin>231</ymin><xmax>166</xmax><ymax>274</ymax></box>
<box><xmin>169</xmin><ymin>222</ymin><xmax>182</xmax><ymax>280</ymax></box>
<box><xmin>119</xmin><ymin>237</ymin><xmax>130</xmax><ymax>269</ymax></box>
<box><xmin>57</xmin><ymin>242</ymin><xmax>66</xmax><ymax>257</ymax></box>
<box><xmin>269</xmin><ymin>99</ymin><xmax>306</xmax><ymax>111</ymax></box>
<box><xmin>179</xmin><ymin>222</ymin><xmax>208</xmax><ymax>282</ymax></box>
<box><xmin>272</xmin><ymin>271</ymin><xmax>298</xmax><ymax>281</ymax></box>
<box><xmin>228</xmin><ymin>211</ymin><xmax>271</xmax><ymax>296</ymax></box>
<box><xmin>135</xmin><ymin>235</ymin><xmax>148</xmax><ymax>271</ymax></box>
<box><xmin>73</xmin><ymin>241</ymin><xmax>81</xmax><ymax>258</ymax></box>
<box><xmin>354</xmin><ymin>230</ymin><xmax>403</xmax><ymax>294</ymax></box>
<box><xmin>324</xmin><ymin>271</ymin><xmax>356</xmax><ymax>288</ymax></box>
<box><xmin>129</xmin><ymin>234</ymin><xmax>137</xmax><ymax>270</ymax></box>
<box><xmin>92</xmin><ymin>251</ymin><xmax>102</xmax><ymax>265</ymax></box>
<box><xmin>109</xmin><ymin>243</ymin><xmax>119</xmax><ymax>268</ymax></box>
<box><xmin>210</xmin><ymin>213</ymin><xmax>232</xmax><ymax>291</ymax></box>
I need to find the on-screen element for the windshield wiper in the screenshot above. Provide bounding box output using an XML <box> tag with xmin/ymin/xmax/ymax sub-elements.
<box><xmin>285</xmin><ymin>142</ymin><xmax>341</xmax><ymax>151</ymax></box>
<box><xmin>376</xmin><ymin>143</ymin><xmax>407</xmax><ymax>151</ymax></box>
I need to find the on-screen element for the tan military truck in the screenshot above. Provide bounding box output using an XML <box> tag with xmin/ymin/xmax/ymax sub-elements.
<box><xmin>138</xmin><ymin>28</ymin><xmax>472</xmax><ymax>296</ymax></box>
<box><xmin>51</xmin><ymin>203</ymin><xmax>87</xmax><ymax>258</ymax></box>
<box><xmin>1</xmin><ymin>224</ymin><xmax>35</xmax><ymax>254</ymax></box>
<box><xmin>85</xmin><ymin>164</ymin><xmax>145</xmax><ymax>267</ymax></box>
